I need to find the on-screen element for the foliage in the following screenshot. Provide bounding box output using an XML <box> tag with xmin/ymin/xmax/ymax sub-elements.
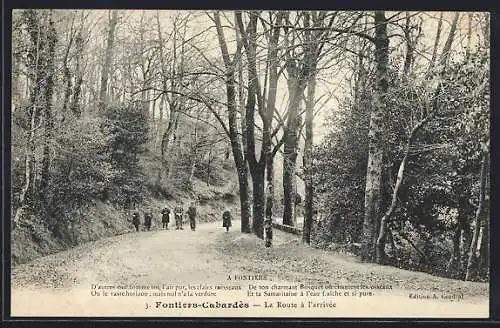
<box><xmin>100</xmin><ymin>102</ymin><xmax>150</xmax><ymax>207</ymax></box>
<box><xmin>49</xmin><ymin>118</ymin><xmax>117</xmax><ymax>212</ymax></box>
<box><xmin>312</xmin><ymin>91</ymin><xmax>371</xmax><ymax>243</ymax></box>
<box><xmin>313</xmin><ymin>45</ymin><xmax>489</xmax><ymax>280</ymax></box>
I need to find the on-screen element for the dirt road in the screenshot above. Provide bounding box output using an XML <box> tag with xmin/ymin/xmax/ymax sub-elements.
<box><xmin>11</xmin><ymin>220</ymin><xmax>489</xmax><ymax>318</ymax></box>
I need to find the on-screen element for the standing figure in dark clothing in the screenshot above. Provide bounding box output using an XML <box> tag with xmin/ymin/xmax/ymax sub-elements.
<box><xmin>132</xmin><ymin>211</ymin><xmax>140</xmax><ymax>232</ymax></box>
<box><xmin>161</xmin><ymin>208</ymin><xmax>170</xmax><ymax>229</ymax></box>
<box><xmin>144</xmin><ymin>211</ymin><xmax>153</xmax><ymax>231</ymax></box>
<box><xmin>174</xmin><ymin>206</ymin><xmax>184</xmax><ymax>230</ymax></box>
<box><xmin>188</xmin><ymin>202</ymin><xmax>197</xmax><ymax>231</ymax></box>
<box><xmin>265</xmin><ymin>183</ymin><xmax>273</xmax><ymax>247</ymax></box>
<box><xmin>222</xmin><ymin>209</ymin><xmax>232</xmax><ymax>232</ymax></box>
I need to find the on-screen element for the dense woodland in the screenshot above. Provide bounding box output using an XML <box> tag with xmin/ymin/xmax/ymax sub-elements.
<box><xmin>11</xmin><ymin>10</ymin><xmax>489</xmax><ymax>281</ymax></box>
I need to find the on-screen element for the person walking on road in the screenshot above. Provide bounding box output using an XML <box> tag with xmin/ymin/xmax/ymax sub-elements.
<box><xmin>222</xmin><ymin>209</ymin><xmax>232</xmax><ymax>232</ymax></box>
<box><xmin>188</xmin><ymin>202</ymin><xmax>197</xmax><ymax>231</ymax></box>
<box><xmin>161</xmin><ymin>207</ymin><xmax>170</xmax><ymax>229</ymax></box>
<box><xmin>132</xmin><ymin>211</ymin><xmax>140</xmax><ymax>232</ymax></box>
<box><xmin>174</xmin><ymin>206</ymin><xmax>184</xmax><ymax>230</ymax></box>
<box><xmin>144</xmin><ymin>211</ymin><xmax>153</xmax><ymax>231</ymax></box>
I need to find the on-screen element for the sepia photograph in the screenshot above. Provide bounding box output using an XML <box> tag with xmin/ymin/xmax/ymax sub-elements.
<box><xmin>9</xmin><ymin>9</ymin><xmax>490</xmax><ymax>318</ymax></box>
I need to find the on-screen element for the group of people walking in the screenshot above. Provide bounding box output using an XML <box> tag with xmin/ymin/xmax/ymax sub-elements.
<box><xmin>131</xmin><ymin>202</ymin><xmax>232</xmax><ymax>232</ymax></box>
<box><xmin>166</xmin><ymin>203</ymin><xmax>198</xmax><ymax>231</ymax></box>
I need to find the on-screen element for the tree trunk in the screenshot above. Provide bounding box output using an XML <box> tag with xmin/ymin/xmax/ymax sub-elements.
<box><xmin>206</xmin><ymin>146</ymin><xmax>213</xmax><ymax>186</ymax></box>
<box><xmin>460</xmin><ymin>217</ymin><xmax>473</xmax><ymax>273</ymax></box>
<box><xmin>236</xmin><ymin>11</ymin><xmax>285</xmax><ymax>241</ymax></box>
<box><xmin>237</xmin><ymin>166</ymin><xmax>252</xmax><ymax>233</ymax></box>
<box><xmin>439</xmin><ymin>12</ymin><xmax>460</xmax><ymax>68</ymax></box>
<box><xmin>237</xmin><ymin>12</ymin><xmax>267</xmax><ymax>239</ymax></box>
<box><xmin>302</xmin><ymin>68</ymin><xmax>316</xmax><ymax>244</ymax></box>
<box><xmin>281</xmin><ymin>25</ymin><xmax>311</xmax><ymax>227</ymax></box>
<box><xmin>282</xmin><ymin>155</ymin><xmax>298</xmax><ymax>227</ymax></box>
<box><xmin>262</xmin><ymin>12</ymin><xmax>284</xmax><ymax>247</ymax></box>
<box><xmin>375</xmin><ymin>153</ymin><xmax>407</xmax><ymax>264</ymax></box>
<box><xmin>265</xmin><ymin>154</ymin><xmax>274</xmax><ymax>247</ymax></box>
<box><xmin>158</xmin><ymin>110</ymin><xmax>178</xmax><ymax>184</ymax></box>
<box><xmin>361</xmin><ymin>11</ymin><xmax>389</xmax><ymax>262</ymax></box>
<box><xmin>18</xmin><ymin>9</ymin><xmax>44</xmax><ymax>211</ymax></box>
<box><xmin>70</xmin><ymin>30</ymin><xmax>84</xmax><ymax>117</ymax></box>
<box><xmin>450</xmin><ymin>224</ymin><xmax>462</xmax><ymax>267</ymax></box>
<box><xmin>166</xmin><ymin>117</ymin><xmax>181</xmax><ymax>180</ymax></box>
<box><xmin>465</xmin><ymin>154</ymin><xmax>488</xmax><ymax>281</ymax></box>
<box><xmin>251</xmin><ymin>165</ymin><xmax>266</xmax><ymax>239</ymax></box>
<box><xmin>61</xmin><ymin>38</ymin><xmax>73</xmax><ymax>117</ymax></box>
<box><xmin>98</xmin><ymin>10</ymin><xmax>118</xmax><ymax>112</ymax></box>
<box><xmin>39</xmin><ymin>11</ymin><xmax>57</xmax><ymax>203</ymax></box>
<box><xmin>188</xmin><ymin>121</ymin><xmax>198</xmax><ymax>184</ymax></box>
<box><xmin>429</xmin><ymin>12</ymin><xmax>443</xmax><ymax>69</ymax></box>
<box><xmin>12</xmin><ymin>51</ymin><xmax>22</xmax><ymax>112</ymax></box>
<box><xmin>236</xmin><ymin>30</ymin><xmax>248</xmax><ymax>168</ymax></box>
<box><xmin>214</xmin><ymin>12</ymin><xmax>252</xmax><ymax>233</ymax></box>
<box><xmin>375</xmin><ymin>109</ymin><xmax>430</xmax><ymax>264</ymax></box>
<box><xmin>447</xmin><ymin>199</ymin><xmax>469</xmax><ymax>277</ymax></box>
<box><xmin>188</xmin><ymin>160</ymin><xmax>196</xmax><ymax>184</ymax></box>
<box><xmin>149</xmin><ymin>91</ymin><xmax>155</xmax><ymax>121</ymax></box>
<box><xmin>478</xmin><ymin>153</ymin><xmax>490</xmax><ymax>275</ymax></box>
<box><xmin>159</xmin><ymin>110</ymin><xmax>176</xmax><ymax>181</ymax></box>
<box><xmin>478</xmin><ymin>209</ymin><xmax>489</xmax><ymax>278</ymax></box>
<box><xmin>282</xmin><ymin>57</ymin><xmax>306</xmax><ymax>226</ymax></box>
<box><xmin>447</xmin><ymin>218</ymin><xmax>462</xmax><ymax>277</ymax></box>
<box><xmin>465</xmin><ymin>13</ymin><xmax>473</xmax><ymax>60</ymax></box>
<box><xmin>18</xmin><ymin>110</ymin><xmax>37</xmax><ymax>212</ymax></box>
<box><xmin>402</xmin><ymin>12</ymin><xmax>417</xmax><ymax>76</ymax></box>
<box><xmin>159</xmin><ymin>95</ymin><xmax>164</xmax><ymax>121</ymax></box>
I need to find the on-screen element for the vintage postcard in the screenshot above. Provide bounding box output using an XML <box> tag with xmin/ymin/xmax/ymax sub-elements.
<box><xmin>9</xmin><ymin>9</ymin><xmax>490</xmax><ymax>318</ymax></box>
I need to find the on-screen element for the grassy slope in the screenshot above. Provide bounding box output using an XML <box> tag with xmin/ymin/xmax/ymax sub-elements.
<box><xmin>211</xmin><ymin>231</ymin><xmax>488</xmax><ymax>300</ymax></box>
<box><xmin>11</xmin><ymin>153</ymin><xmax>239</xmax><ymax>266</ymax></box>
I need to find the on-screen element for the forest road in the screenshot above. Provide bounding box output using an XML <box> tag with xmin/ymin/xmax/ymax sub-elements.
<box><xmin>11</xmin><ymin>220</ymin><xmax>489</xmax><ymax>317</ymax></box>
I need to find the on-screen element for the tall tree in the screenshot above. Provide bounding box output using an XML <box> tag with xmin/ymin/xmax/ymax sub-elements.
<box><xmin>14</xmin><ymin>9</ymin><xmax>56</xmax><ymax>226</ymax></box>
<box><xmin>429</xmin><ymin>12</ymin><xmax>443</xmax><ymax>70</ymax></box>
<box><xmin>213</xmin><ymin>11</ymin><xmax>252</xmax><ymax>233</ymax></box>
<box><xmin>39</xmin><ymin>10</ymin><xmax>57</xmax><ymax>202</ymax></box>
<box><xmin>465</xmin><ymin>154</ymin><xmax>488</xmax><ymax>280</ymax></box>
<box><xmin>299</xmin><ymin>10</ymin><xmax>338</xmax><ymax>244</ymax></box>
<box><xmin>439</xmin><ymin>12</ymin><xmax>460</xmax><ymax>68</ymax></box>
<box><xmin>236</xmin><ymin>11</ymin><xmax>286</xmax><ymax>239</ymax></box>
<box><xmin>61</xmin><ymin>12</ymin><xmax>76</xmax><ymax>119</ymax></box>
<box><xmin>263</xmin><ymin>11</ymin><xmax>286</xmax><ymax>246</ymax></box>
<box><xmin>17</xmin><ymin>10</ymin><xmax>47</xmax><ymax>211</ymax></box>
<box><xmin>70</xmin><ymin>19</ymin><xmax>85</xmax><ymax>117</ymax></box>
<box><xmin>237</xmin><ymin>11</ymin><xmax>265</xmax><ymax>237</ymax></box>
<box><xmin>302</xmin><ymin>67</ymin><xmax>316</xmax><ymax>244</ymax></box>
<box><xmin>280</xmin><ymin>11</ymin><xmax>333</xmax><ymax>228</ymax></box>
<box><xmin>281</xmin><ymin>12</ymin><xmax>311</xmax><ymax>227</ymax></box>
<box><xmin>155</xmin><ymin>12</ymin><xmax>191</xmax><ymax>185</ymax></box>
<box><xmin>360</xmin><ymin>11</ymin><xmax>389</xmax><ymax>262</ymax></box>
<box><xmin>98</xmin><ymin>10</ymin><xmax>118</xmax><ymax>111</ymax></box>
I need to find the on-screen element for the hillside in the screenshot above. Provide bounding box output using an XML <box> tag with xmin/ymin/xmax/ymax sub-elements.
<box><xmin>11</xmin><ymin>150</ymin><xmax>240</xmax><ymax>266</ymax></box>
